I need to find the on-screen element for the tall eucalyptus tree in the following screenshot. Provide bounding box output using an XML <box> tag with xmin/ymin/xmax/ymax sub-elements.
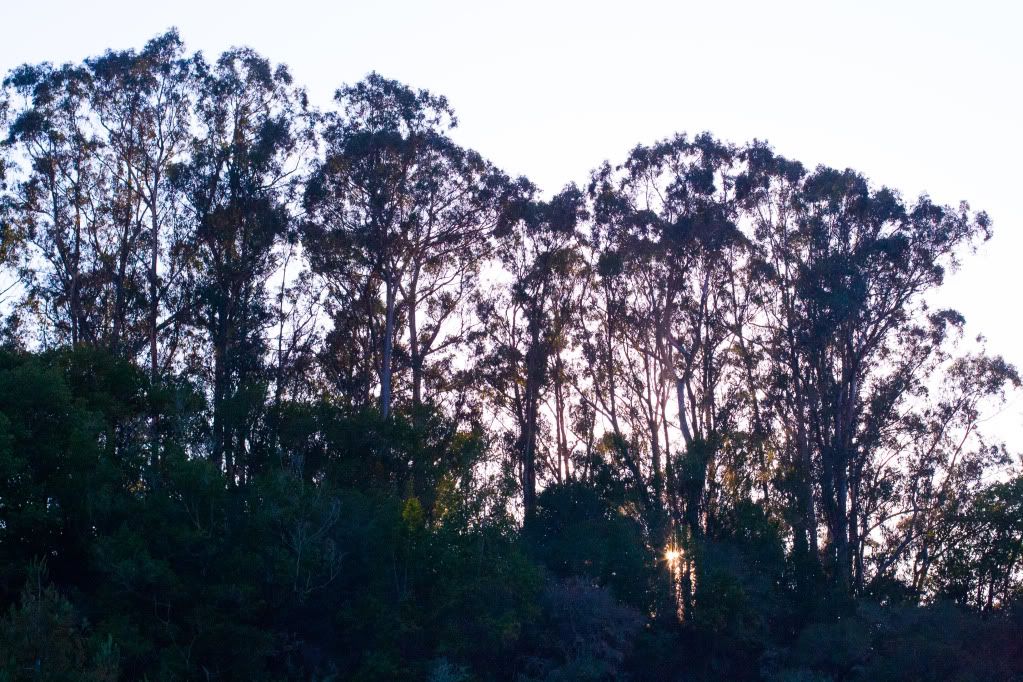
<box><xmin>736</xmin><ymin>143</ymin><xmax>1006</xmax><ymax>592</ymax></box>
<box><xmin>87</xmin><ymin>30</ymin><xmax>193</xmax><ymax>374</ymax></box>
<box><xmin>587</xmin><ymin>134</ymin><xmax>745</xmax><ymax>540</ymax></box>
<box><xmin>3</xmin><ymin>61</ymin><xmax>103</xmax><ymax>347</ymax></box>
<box><xmin>482</xmin><ymin>182</ymin><xmax>586</xmax><ymax>520</ymax></box>
<box><xmin>304</xmin><ymin>74</ymin><xmax>504</xmax><ymax>419</ymax></box>
<box><xmin>172</xmin><ymin>48</ymin><xmax>310</xmax><ymax>481</ymax></box>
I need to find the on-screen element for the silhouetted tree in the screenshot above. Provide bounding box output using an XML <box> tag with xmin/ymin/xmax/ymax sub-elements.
<box><xmin>172</xmin><ymin>47</ymin><xmax>310</xmax><ymax>481</ymax></box>
<box><xmin>1</xmin><ymin>31</ymin><xmax>1021</xmax><ymax>682</ymax></box>
<box><xmin>305</xmin><ymin>74</ymin><xmax>502</xmax><ymax>420</ymax></box>
<box><xmin>737</xmin><ymin>145</ymin><xmax>1003</xmax><ymax>594</ymax></box>
<box><xmin>483</xmin><ymin>182</ymin><xmax>586</xmax><ymax>521</ymax></box>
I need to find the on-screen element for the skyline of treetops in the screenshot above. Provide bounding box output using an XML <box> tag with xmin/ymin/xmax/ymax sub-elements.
<box><xmin>0</xmin><ymin>30</ymin><xmax>1021</xmax><ymax>681</ymax></box>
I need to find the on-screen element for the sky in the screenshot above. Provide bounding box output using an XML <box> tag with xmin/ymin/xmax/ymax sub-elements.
<box><xmin>2</xmin><ymin>0</ymin><xmax>1022</xmax><ymax>444</ymax></box>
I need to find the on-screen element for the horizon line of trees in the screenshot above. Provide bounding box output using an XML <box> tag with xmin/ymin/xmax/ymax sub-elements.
<box><xmin>1</xmin><ymin>30</ymin><xmax>1022</xmax><ymax>681</ymax></box>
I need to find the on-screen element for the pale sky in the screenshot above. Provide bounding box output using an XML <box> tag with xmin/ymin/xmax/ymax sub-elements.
<box><xmin>3</xmin><ymin>0</ymin><xmax>1022</xmax><ymax>445</ymax></box>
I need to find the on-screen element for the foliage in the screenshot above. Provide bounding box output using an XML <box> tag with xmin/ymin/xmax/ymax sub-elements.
<box><xmin>0</xmin><ymin>33</ymin><xmax>1021</xmax><ymax>680</ymax></box>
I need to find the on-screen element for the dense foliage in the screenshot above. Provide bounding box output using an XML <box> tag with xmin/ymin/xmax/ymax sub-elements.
<box><xmin>0</xmin><ymin>33</ymin><xmax>1021</xmax><ymax>680</ymax></box>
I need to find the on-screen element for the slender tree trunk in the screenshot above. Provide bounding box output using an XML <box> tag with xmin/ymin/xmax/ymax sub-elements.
<box><xmin>835</xmin><ymin>453</ymin><xmax>851</xmax><ymax>591</ymax></box>
<box><xmin>554</xmin><ymin>353</ymin><xmax>568</xmax><ymax>482</ymax></box>
<box><xmin>850</xmin><ymin>477</ymin><xmax>863</xmax><ymax>592</ymax></box>
<box><xmin>408</xmin><ymin>272</ymin><xmax>422</xmax><ymax>409</ymax></box>
<box><xmin>521</xmin><ymin>317</ymin><xmax>544</xmax><ymax>521</ymax></box>
<box><xmin>676</xmin><ymin>377</ymin><xmax>693</xmax><ymax>447</ymax></box>
<box><xmin>380</xmin><ymin>277</ymin><xmax>396</xmax><ymax>419</ymax></box>
<box><xmin>149</xmin><ymin>175</ymin><xmax>161</xmax><ymax>478</ymax></box>
<box><xmin>796</xmin><ymin>420</ymin><xmax>819</xmax><ymax>558</ymax></box>
<box><xmin>212</xmin><ymin>295</ymin><xmax>228</xmax><ymax>475</ymax></box>
<box><xmin>111</xmin><ymin>163</ymin><xmax>131</xmax><ymax>352</ymax></box>
<box><xmin>71</xmin><ymin>193</ymin><xmax>82</xmax><ymax>347</ymax></box>
<box><xmin>150</xmin><ymin>176</ymin><xmax>160</xmax><ymax>383</ymax></box>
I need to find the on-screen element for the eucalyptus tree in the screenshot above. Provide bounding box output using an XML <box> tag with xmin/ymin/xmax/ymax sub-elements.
<box><xmin>3</xmin><ymin>61</ymin><xmax>105</xmax><ymax>347</ymax></box>
<box><xmin>586</xmin><ymin>134</ymin><xmax>746</xmax><ymax>542</ymax></box>
<box><xmin>172</xmin><ymin>48</ymin><xmax>310</xmax><ymax>481</ymax></box>
<box><xmin>0</xmin><ymin>94</ymin><xmax>18</xmax><ymax>294</ymax></box>
<box><xmin>304</xmin><ymin>74</ymin><xmax>504</xmax><ymax>419</ymax></box>
<box><xmin>481</xmin><ymin>182</ymin><xmax>586</xmax><ymax>520</ymax></box>
<box><xmin>86</xmin><ymin>30</ymin><xmax>193</xmax><ymax>375</ymax></box>
<box><xmin>933</xmin><ymin>473</ymin><xmax>1023</xmax><ymax>609</ymax></box>
<box><xmin>875</xmin><ymin>352</ymin><xmax>1019</xmax><ymax>598</ymax></box>
<box><xmin>730</xmin><ymin>146</ymin><xmax>823</xmax><ymax>575</ymax></box>
<box><xmin>2</xmin><ymin>34</ymin><xmax>194</xmax><ymax>360</ymax></box>
<box><xmin>736</xmin><ymin>143</ymin><xmax>1004</xmax><ymax>594</ymax></box>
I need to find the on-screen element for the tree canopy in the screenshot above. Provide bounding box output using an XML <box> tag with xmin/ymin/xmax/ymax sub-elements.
<box><xmin>0</xmin><ymin>33</ymin><xmax>1021</xmax><ymax>681</ymax></box>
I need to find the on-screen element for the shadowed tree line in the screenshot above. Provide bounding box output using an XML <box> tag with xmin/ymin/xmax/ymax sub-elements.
<box><xmin>0</xmin><ymin>32</ymin><xmax>1021</xmax><ymax>681</ymax></box>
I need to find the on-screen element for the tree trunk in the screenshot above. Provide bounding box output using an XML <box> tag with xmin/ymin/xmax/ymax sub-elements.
<box><xmin>150</xmin><ymin>176</ymin><xmax>160</xmax><ymax>384</ymax></box>
<box><xmin>521</xmin><ymin>319</ymin><xmax>544</xmax><ymax>521</ymax></box>
<box><xmin>380</xmin><ymin>277</ymin><xmax>396</xmax><ymax>419</ymax></box>
<box><xmin>149</xmin><ymin>176</ymin><xmax>161</xmax><ymax>478</ymax></box>
<box><xmin>408</xmin><ymin>274</ymin><xmax>422</xmax><ymax>409</ymax></box>
<box><xmin>212</xmin><ymin>297</ymin><xmax>228</xmax><ymax>475</ymax></box>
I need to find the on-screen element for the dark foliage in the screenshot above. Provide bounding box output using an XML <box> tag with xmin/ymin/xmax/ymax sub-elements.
<box><xmin>1</xmin><ymin>34</ymin><xmax>1021</xmax><ymax>681</ymax></box>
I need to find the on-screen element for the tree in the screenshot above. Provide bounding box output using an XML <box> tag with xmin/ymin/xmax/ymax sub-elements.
<box><xmin>3</xmin><ymin>61</ymin><xmax>105</xmax><ymax>347</ymax></box>
<box><xmin>86</xmin><ymin>30</ymin><xmax>193</xmax><ymax>374</ymax></box>
<box><xmin>0</xmin><ymin>562</ymin><xmax>119</xmax><ymax>681</ymax></box>
<box><xmin>172</xmin><ymin>47</ymin><xmax>310</xmax><ymax>481</ymax></box>
<box><xmin>2</xmin><ymin>34</ymin><xmax>193</xmax><ymax>361</ymax></box>
<box><xmin>737</xmin><ymin>144</ymin><xmax>1000</xmax><ymax>594</ymax></box>
<box><xmin>934</xmin><ymin>475</ymin><xmax>1023</xmax><ymax>609</ymax></box>
<box><xmin>2</xmin><ymin>31</ymin><xmax>1022</xmax><ymax>682</ymax></box>
<box><xmin>304</xmin><ymin>73</ymin><xmax>503</xmax><ymax>419</ymax></box>
<box><xmin>588</xmin><ymin>134</ymin><xmax>747</xmax><ymax>540</ymax></box>
<box><xmin>482</xmin><ymin>182</ymin><xmax>586</xmax><ymax>521</ymax></box>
